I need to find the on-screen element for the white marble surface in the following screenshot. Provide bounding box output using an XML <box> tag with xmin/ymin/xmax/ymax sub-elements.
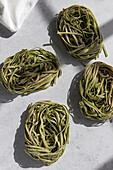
<box><xmin>0</xmin><ymin>0</ymin><xmax>113</xmax><ymax>170</ymax></box>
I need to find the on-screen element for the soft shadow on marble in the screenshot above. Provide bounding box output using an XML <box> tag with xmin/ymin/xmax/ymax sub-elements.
<box><xmin>100</xmin><ymin>19</ymin><xmax>113</xmax><ymax>40</ymax></box>
<box><xmin>96</xmin><ymin>158</ymin><xmax>113</xmax><ymax>170</ymax></box>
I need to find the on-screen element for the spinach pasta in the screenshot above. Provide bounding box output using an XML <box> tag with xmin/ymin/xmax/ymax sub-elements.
<box><xmin>24</xmin><ymin>101</ymin><xmax>70</xmax><ymax>165</ymax></box>
<box><xmin>56</xmin><ymin>5</ymin><xmax>107</xmax><ymax>61</ymax></box>
<box><xmin>0</xmin><ymin>48</ymin><xmax>62</xmax><ymax>95</ymax></box>
<box><xmin>79</xmin><ymin>62</ymin><xmax>113</xmax><ymax>121</ymax></box>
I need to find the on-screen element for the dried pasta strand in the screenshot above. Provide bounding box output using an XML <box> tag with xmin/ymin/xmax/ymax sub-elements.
<box><xmin>56</xmin><ymin>5</ymin><xmax>107</xmax><ymax>61</ymax></box>
<box><xmin>79</xmin><ymin>62</ymin><xmax>113</xmax><ymax>121</ymax></box>
<box><xmin>0</xmin><ymin>48</ymin><xmax>62</xmax><ymax>95</ymax></box>
<box><xmin>24</xmin><ymin>101</ymin><xmax>70</xmax><ymax>165</ymax></box>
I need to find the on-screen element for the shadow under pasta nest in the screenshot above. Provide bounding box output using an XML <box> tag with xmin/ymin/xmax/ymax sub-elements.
<box><xmin>67</xmin><ymin>70</ymin><xmax>104</xmax><ymax>127</ymax></box>
<box><xmin>13</xmin><ymin>108</ymin><xmax>45</xmax><ymax>168</ymax></box>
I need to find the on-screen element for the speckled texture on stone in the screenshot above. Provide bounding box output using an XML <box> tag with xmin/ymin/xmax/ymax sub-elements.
<box><xmin>0</xmin><ymin>0</ymin><xmax>113</xmax><ymax>170</ymax></box>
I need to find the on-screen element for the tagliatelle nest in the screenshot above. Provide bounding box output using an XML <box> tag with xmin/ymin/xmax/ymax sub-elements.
<box><xmin>79</xmin><ymin>62</ymin><xmax>113</xmax><ymax>121</ymax></box>
<box><xmin>24</xmin><ymin>101</ymin><xmax>69</xmax><ymax>165</ymax></box>
<box><xmin>56</xmin><ymin>5</ymin><xmax>107</xmax><ymax>61</ymax></box>
<box><xmin>0</xmin><ymin>48</ymin><xmax>62</xmax><ymax>95</ymax></box>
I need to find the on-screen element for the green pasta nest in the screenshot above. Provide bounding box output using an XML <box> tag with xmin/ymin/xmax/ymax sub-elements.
<box><xmin>24</xmin><ymin>101</ymin><xmax>69</xmax><ymax>165</ymax></box>
<box><xmin>0</xmin><ymin>48</ymin><xmax>62</xmax><ymax>95</ymax></box>
<box><xmin>79</xmin><ymin>62</ymin><xmax>113</xmax><ymax>121</ymax></box>
<box><xmin>56</xmin><ymin>5</ymin><xmax>107</xmax><ymax>61</ymax></box>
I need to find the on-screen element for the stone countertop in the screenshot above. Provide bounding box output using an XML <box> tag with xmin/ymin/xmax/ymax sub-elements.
<box><xmin>0</xmin><ymin>0</ymin><xmax>113</xmax><ymax>170</ymax></box>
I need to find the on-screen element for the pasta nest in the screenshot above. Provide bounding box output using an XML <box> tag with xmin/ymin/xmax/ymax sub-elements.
<box><xmin>79</xmin><ymin>62</ymin><xmax>113</xmax><ymax>121</ymax></box>
<box><xmin>24</xmin><ymin>101</ymin><xmax>69</xmax><ymax>165</ymax></box>
<box><xmin>0</xmin><ymin>48</ymin><xmax>62</xmax><ymax>95</ymax></box>
<box><xmin>56</xmin><ymin>5</ymin><xmax>107</xmax><ymax>61</ymax></box>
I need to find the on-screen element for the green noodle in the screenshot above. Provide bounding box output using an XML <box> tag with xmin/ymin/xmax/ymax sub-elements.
<box><xmin>0</xmin><ymin>48</ymin><xmax>62</xmax><ymax>95</ymax></box>
<box><xmin>24</xmin><ymin>100</ymin><xmax>69</xmax><ymax>165</ymax></box>
<box><xmin>79</xmin><ymin>62</ymin><xmax>113</xmax><ymax>121</ymax></box>
<box><xmin>56</xmin><ymin>5</ymin><xmax>107</xmax><ymax>61</ymax></box>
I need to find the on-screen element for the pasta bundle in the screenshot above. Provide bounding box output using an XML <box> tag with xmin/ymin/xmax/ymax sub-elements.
<box><xmin>79</xmin><ymin>62</ymin><xmax>113</xmax><ymax>121</ymax></box>
<box><xmin>24</xmin><ymin>101</ymin><xmax>69</xmax><ymax>165</ymax></box>
<box><xmin>56</xmin><ymin>5</ymin><xmax>107</xmax><ymax>61</ymax></box>
<box><xmin>0</xmin><ymin>48</ymin><xmax>62</xmax><ymax>95</ymax></box>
